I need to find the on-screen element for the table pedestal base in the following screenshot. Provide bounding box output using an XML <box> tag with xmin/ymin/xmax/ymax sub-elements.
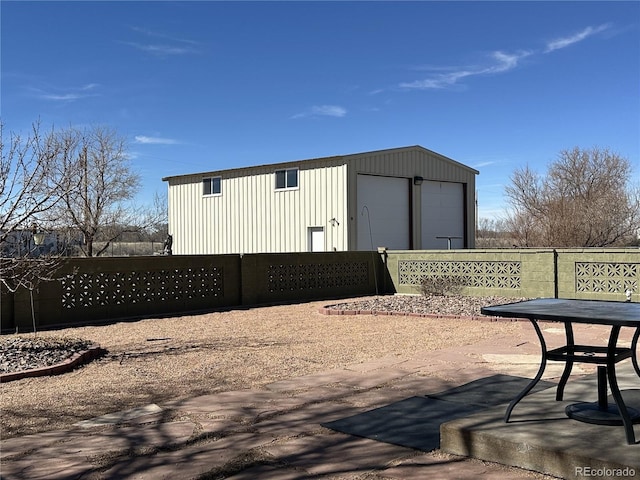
<box><xmin>566</xmin><ymin>402</ymin><xmax>640</xmax><ymax>426</ymax></box>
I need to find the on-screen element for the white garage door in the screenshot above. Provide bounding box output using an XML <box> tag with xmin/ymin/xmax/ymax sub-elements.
<box><xmin>421</xmin><ymin>181</ymin><xmax>464</xmax><ymax>249</ymax></box>
<box><xmin>357</xmin><ymin>174</ymin><xmax>410</xmax><ymax>250</ymax></box>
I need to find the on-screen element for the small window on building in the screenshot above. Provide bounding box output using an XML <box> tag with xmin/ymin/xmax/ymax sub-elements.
<box><xmin>275</xmin><ymin>168</ymin><xmax>298</xmax><ymax>190</ymax></box>
<box><xmin>203</xmin><ymin>176</ymin><xmax>221</xmax><ymax>196</ymax></box>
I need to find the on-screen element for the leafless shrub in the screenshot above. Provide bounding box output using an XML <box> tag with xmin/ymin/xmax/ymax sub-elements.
<box><xmin>418</xmin><ymin>275</ymin><xmax>465</xmax><ymax>296</ymax></box>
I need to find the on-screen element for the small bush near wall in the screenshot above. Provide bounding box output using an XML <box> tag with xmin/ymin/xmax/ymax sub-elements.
<box><xmin>418</xmin><ymin>275</ymin><xmax>465</xmax><ymax>296</ymax></box>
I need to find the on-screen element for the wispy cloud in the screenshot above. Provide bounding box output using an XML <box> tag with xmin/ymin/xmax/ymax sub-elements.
<box><xmin>130</xmin><ymin>26</ymin><xmax>200</xmax><ymax>46</ymax></box>
<box><xmin>124</xmin><ymin>42</ymin><xmax>196</xmax><ymax>56</ymax></box>
<box><xmin>400</xmin><ymin>50</ymin><xmax>531</xmax><ymax>90</ymax></box>
<box><xmin>134</xmin><ymin>135</ymin><xmax>180</xmax><ymax>145</ymax></box>
<box><xmin>291</xmin><ymin>105</ymin><xmax>347</xmax><ymax>119</ymax></box>
<box><xmin>544</xmin><ymin>23</ymin><xmax>611</xmax><ymax>53</ymax></box>
<box><xmin>399</xmin><ymin>70</ymin><xmax>469</xmax><ymax>90</ymax></box>
<box><xmin>124</xmin><ymin>26</ymin><xmax>200</xmax><ymax>56</ymax></box>
<box><xmin>398</xmin><ymin>23</ymin><xmax>612</xmax><ymax>91</ymax></box>
<box><xmin>473</xmin><ymin>161</ymin><xmax>497</xmax><ymax>169</ymax></box>
<box><xmin>36</xmin><ymin>83</ymin><xmax>100</xmax><ymax>102</ymax></box>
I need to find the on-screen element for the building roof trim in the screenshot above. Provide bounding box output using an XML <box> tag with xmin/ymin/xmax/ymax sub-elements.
<box><xmin>161</xmin><ymin>145</ymin><xmax>478</xmax><ymax>182</ymax></box>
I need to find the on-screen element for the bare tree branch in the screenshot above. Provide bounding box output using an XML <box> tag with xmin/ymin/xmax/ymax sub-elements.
<box><xmin>0</xmin><ymin>121</ymin><xmax>69</xmax><ymax>242</ymax></box>
<box><xmin>0</xmin><ymin>121</ymin><xmax>76</xmax><ymax>294</ymax></box>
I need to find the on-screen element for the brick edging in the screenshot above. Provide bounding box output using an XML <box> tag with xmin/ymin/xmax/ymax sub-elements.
<box><xmin>318</xmin><ymin>305</ymin><xmax>524</xmax><ymax>323</ymax></box>
<box><xmin>0</xmin><ymin>345</ymin><xmax>106</xmax><ymax>383</ymax></box>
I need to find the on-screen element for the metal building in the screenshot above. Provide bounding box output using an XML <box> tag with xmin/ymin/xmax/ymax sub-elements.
<box><xmin>162</xmin><ymin>145</ymin><xmax>478</xmax><ymax>254</ymax></box>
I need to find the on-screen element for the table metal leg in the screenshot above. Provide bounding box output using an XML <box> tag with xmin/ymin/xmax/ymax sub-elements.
<box><xmin>632</xmin><ymin>327</ymin><xmax>639</xmax><ymax>378</ymax></box>
<box><xmin>556</xmin><ymin>321</ymin><xmax>575</xmax><ymax>401</ymax></box>
<box><xmin>505</xmin><ymin>318</ymin><xmax>547</xmax><ymax>422</ymax></box>
<box><xmin>597</xmin><ymin>366</ymin><xmax>608</xmax><ymax>409</ymax></box>
<box><xmin>606</xmin><ymin>326</ymin><xmax>636</xmax><ymax>444</ymax></box>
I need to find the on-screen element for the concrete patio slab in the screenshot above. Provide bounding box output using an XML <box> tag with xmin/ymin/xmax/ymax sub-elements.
<box><xmin>441</xmin><ymin>364</ymin><xmax>640</xmax><ymax>480</ymax></box>
<box><xmin>323</xmin><ymin>395</ymin><xmax>481</xmax><ymax>451</ymax></box>
<box><xmin>323</xmin><ymin>375</ymin><xmax>556</xmax><ymax>452</ymax></box>
<box><xmin>380</xmin><ymin>452</ymin><xmax>549</xmax><ymax>480</ymax></box>
<box><xmin>98</xmin><ymin>432</ymin><xmax>272</xmax><ymax>480</ymax></box>
<box><xmin>261</xmin><ymin>432</ymin><xmax>414</xmax><ymax>477</ymax></box>
<box><xmin>429</xmin><ymin>374</ymin><xmax>555</xmax><ymax>407</ymax></box>
<box><xmin>2</xmin><ymin>323</ymin><xmax>635</xmax><ymax>480</ymax></box>
<box><xmin>73</xmin><ymin>403</ymin><xmax>163</xmax><ymax>427</ymax></box>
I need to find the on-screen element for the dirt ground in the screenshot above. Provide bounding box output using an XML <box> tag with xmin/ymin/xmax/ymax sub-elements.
<box><xmin>0</xmin><ymin>296</ymin><xmax>527</xmax><ymax>439</ymax></box>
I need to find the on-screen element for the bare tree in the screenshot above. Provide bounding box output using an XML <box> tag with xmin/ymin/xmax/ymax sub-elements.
<box><xmin>49</xmin><ymin>126</ymin><xmax>161</xmax><ymax>256</ymax></box>
<box><xmin>0</xmin><ymin>121</ymin><xmax>74</xmax><ymax>277</ymax></box>
<box><xmin>1</xmin><ymin>122</ymin><xmax>64</xmax><ymax>241</ymax></box>
<box><xmin>505</xmin><ymin>147</ymin><xmax>640</xmax><ymax>247</ymax></box>
<box><xmin>0</xmin><ymin>121</ymin><xmax>75</xmax><ymax>331</ymax></box>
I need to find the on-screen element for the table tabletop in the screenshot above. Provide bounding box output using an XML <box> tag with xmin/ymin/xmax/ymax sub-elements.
<box><xmin>481</xmin><ymin>298</ymin><xmax>640</xmax><ymax>327</ymax></box>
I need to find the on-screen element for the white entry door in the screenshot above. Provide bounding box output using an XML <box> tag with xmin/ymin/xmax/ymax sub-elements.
<box><xmin>308</xmin><ymin>227</ymin><xmax>325</xmax><ymax>252</ymax></box>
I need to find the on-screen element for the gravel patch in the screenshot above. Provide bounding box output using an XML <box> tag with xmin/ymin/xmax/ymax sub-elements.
<box><xmin>327</xmin><ymin>295</ymin><xmax>526</xmax><ymax>317</ymax></box>
<box><xmin>0</xmin><ymin>336</ymin><xmax>93</xmax><ymax>374</ymax></box>
<box><xmin>1</xmin><ymin>296</ymin><xmax>521</xmax><ymax>375</ymax></box>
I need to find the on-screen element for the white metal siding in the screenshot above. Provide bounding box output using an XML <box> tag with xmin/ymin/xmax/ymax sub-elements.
<box><xmin>167</xmin><ymin>162</ymin><xmax>348</xmax><ymax>254</ymax></box>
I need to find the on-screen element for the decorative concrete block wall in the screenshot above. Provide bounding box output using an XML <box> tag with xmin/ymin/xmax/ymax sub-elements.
<box><xmin>2</xmin><ymin>251</ymin><xmax>383</xmax><ymax>332</ymax></box>
<box><xmin>240</xmin><ymin>251</ymin><xmax>382</xmax><ymax>306</ymax></box>
<box><xmin>387</xmin><ymin>249</ymin><xmax>556</xmax><ymax>298</ymax></box>
<box><xmin>386</xmin><ymin>248</ymin><xmax>638</xmax><ymax>302</ymax></box>
<box><xmin>556</xmin><ymin>249</ymin><xmax>639</xmax><ymax>301</ymax></box>
<box><xmin>2</xmin><ymin>248</ymin><xmax>637</xmax><ymax>332</ymax></box>
<box><xmin>23</xmin><ymin>255</ymin><xmax>242</xmax><ymax>329</ymax></box>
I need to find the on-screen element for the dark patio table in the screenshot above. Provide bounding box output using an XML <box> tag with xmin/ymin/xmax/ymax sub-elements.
<box><xmin>480</xmin><ymin>298</ymin><xmax>640</xmax><ymax>445</ymax></box>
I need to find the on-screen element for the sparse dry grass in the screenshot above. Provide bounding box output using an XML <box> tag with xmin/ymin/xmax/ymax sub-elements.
<box><xmin>1</xmin><ymin>296</ymin><xmax>524</xmax><ymax>439</ymax></box>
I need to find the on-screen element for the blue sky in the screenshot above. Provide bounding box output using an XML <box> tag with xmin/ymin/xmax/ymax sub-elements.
<box><xmin>2</xmin><ymin>1</ymin><xmax>639</xmax><ymax>220</ymax></box>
